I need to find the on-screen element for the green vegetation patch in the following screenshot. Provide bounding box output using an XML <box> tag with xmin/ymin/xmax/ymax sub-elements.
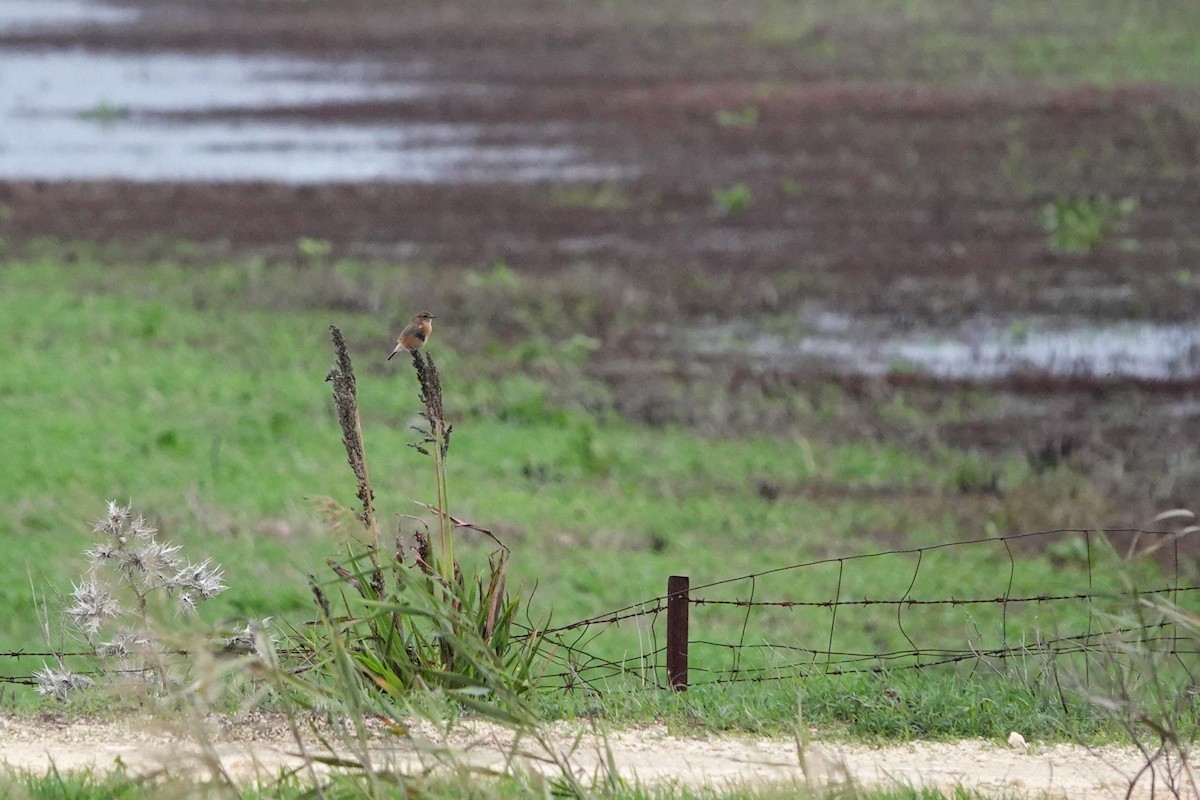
<box><xmin>1</xmin><ymin>766</ymin><xmax>1022</xmax><ymax>800</ymax></box>
<box><xmin>1</xmin><ymin>256</ymin><xmax>1192</xmax><ymax>749</ymax></box>
<box><xmin>737</xmin><ymin>0</ymin><xmax>1200</xmax><ymax>86</ymax></box>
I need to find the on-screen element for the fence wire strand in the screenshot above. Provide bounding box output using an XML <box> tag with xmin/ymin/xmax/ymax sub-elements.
<box><xmin>4</xmin><ymin>528</ymin><xmax>1196</xmax><ymax>694</ymax></box>
<box><xmin>510</xmin><ymin>527</ymin><xmax>1199</xmax><ymax>692</ymax></box>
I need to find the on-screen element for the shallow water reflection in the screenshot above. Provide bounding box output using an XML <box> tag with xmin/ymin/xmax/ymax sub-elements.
<box><xmin>702</xmin><ymin>314</ymin><xmax>1200</xmax><ymax>382</ymax></box>
<box><xmin>0</xmin><ymin>8</ymin><xmax>628</xmax><ymax>183</ymax></box>
<box><xmin>0</xmin><ymin>0</ymin><xmax>137</xmax><ymax>31</ymax></box>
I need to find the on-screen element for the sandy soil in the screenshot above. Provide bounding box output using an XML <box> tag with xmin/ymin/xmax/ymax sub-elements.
<box><xmin>0</xmin><ymin>713</ymin><xmax>1178</xmax><ymax>798</ymax></box>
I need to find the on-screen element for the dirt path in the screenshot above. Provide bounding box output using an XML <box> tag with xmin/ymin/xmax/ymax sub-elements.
<box><xmin>0</xmin><ymin>714</ymin><xmax>1170</xmax><ymax>798</ymax></box>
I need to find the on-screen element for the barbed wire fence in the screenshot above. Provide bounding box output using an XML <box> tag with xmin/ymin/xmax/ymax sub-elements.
<box><xmin>3</xmin><ymin>528</ymin><xmax>1196</xmax><ymax>694</ymax></box>
<box><xmin>522</xmin><ymin>527</ymin><xmax>1200</xmax><ymax>692</ymax></box>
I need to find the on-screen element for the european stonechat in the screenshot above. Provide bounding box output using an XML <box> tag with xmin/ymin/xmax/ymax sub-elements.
<box><xmin>387</xmin><ymin>311</ymin><xmax>435</xmax><ymax>360</ymax></box>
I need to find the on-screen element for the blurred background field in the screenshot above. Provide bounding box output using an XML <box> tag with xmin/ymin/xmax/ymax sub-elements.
<box><xmin>0</xmin><ymin>0</ymin><xmax>1198</xmax><ymax>720</ymax></box>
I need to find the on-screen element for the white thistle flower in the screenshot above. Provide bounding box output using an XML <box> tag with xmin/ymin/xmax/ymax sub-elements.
<box><xmin>97</xmin><ymin>630</ymin><xmax>154</xmax><ymax>658</ymax></box>
<box><xmin>131</xmin><ymin>540</ymin><xmax>184</xmax><ymax>589</ymax></box>
<box><xmin>94</xmin><ymin>500</ymin><xmax>130</xmax><ymax>536</ymax></box>
<box><xmin>34</xmin><ymin>665</ymin><xmax>95</xmax><ymax>701</ymax></box>
<box><xmin>72</xmin><ymin>501</ymin><xmax>229</xmax><ymax>660</ymax></box>
<box><xmin>129</xmin><ymin>514</ymin><xmax>156</xmax><ymax>539</ymax></box>
<box><xmin>225</xmin><ymin>617</ymin><xmax>274</xmax><ymax>656</ymax></box>
<box><xmin>176</xmin><ymin>591</ymin><xmax>198</xmax><ymax>617</ymax></box>
<box><xmin>84</xmin><ymin>541</ymin><xmax>117</xmax><ymax>564</ymax></box>
<box><xmin>173</xmin><ymin>559</ymin><xmax>227</xmax><ymax>600</ymax></box>
<box><xmin>65</xmin><ymin>579</ymin><xmax>122</xmax><ymax>637</ymax></box>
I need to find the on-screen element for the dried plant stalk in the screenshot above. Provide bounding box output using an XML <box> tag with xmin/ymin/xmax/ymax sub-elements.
<box><xmin>326</xmin><ymin>326</ymin><xmax>380</xmax><ymax>560</ymax></box>
<box><xmin>408</xmin><ymin>350</ymin><xmax>454</xmax><ymax>584</ymax></box>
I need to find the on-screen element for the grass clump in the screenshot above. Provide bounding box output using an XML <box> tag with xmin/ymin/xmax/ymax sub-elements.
<box><xmin>1077</xmin><ymin>532</ymin><xmax>1200</xmax><ymax>798</ymax></box>
<box><xmin>1039</xmin><ymin>194</ymin><xmax>1138</xmax><ymax>254</ymax></box>
<box><xmin>298</xmin><ymin>326</ymin><xmax>537</xmax><ymax>711</ymax></box>
<box><xmin>0</xmin><ymin>766</ymin><xmax>1024</xmax><ymax>800</ymax></box>
<box><xmin>537</xmin><ymin>665</ymin><xmax>1145</xmax><ymax>743</ymax></box>
<box><xmin>712</xmin><ymin>183</ymin><xmax>752</xmax><ymax>216</ymax></box>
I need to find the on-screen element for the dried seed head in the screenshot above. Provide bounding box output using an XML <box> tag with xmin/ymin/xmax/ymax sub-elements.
<box><xmin>93</xmin><ymin>500</ymin><xmax>131</xmax><ymax>536</ymax></box>
<box><xmin>66</xmin><ymin>579</ymin><xmax>122</xmax><ymax>637</ymax></box>
<box><xmin>34</xmin><ymin>665</ymin><xmax>95</xmax><ymax>701</ymax></box>
<box><xmin>172</xmin><ymin>559</ymin><xmax>227</xmax><ymax>601</ymax></box>
<box><xmin>98</xmin><ymin>630</ymin><xmax>154</xmax><ymax>658</ymax></box>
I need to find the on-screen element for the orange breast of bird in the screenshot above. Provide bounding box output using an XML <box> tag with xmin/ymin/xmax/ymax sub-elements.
<box><xmin>401</xmin><ymin>319</ymin><xmax>431</xmax><ymax>350</ymax></box>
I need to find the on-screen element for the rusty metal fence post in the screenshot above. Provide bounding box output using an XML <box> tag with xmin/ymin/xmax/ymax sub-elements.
<box><xmin>666</xmin><ymin>574</ymin><xmax>689</xmax><ymax>691</ymax></box>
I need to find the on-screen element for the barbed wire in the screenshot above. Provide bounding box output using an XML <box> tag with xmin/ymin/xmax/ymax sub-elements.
<box><xmin>689</xmin><ymin>584</ymin><xmax>1200</xmax><ymax>610</ymax></box>
<box><xmin>688</xmin><ymin>630</ymin><xmax>1200</xmax><ymax>685</ymax></box>
<box><xmin>520</xmin><ymin>527</ymin><xmax>1185</xmax><ymax>640</ymax></box>
<box><xmin>4</xmin><ymin>527</ymin><xmax>1194</xmax><ymax>694</ymax></box>
<box><xmin>514</xmin><ymin>526</ymin><xmax>1198</xmax><ymax>693</ymax></box>
<box><xmin>694</xmin><ymin>621</ymin><xmax>1189</xmax><ymax>662</ymax></box>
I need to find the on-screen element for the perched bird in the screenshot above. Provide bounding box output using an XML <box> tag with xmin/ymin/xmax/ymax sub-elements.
<box><xmin>387</xmin><ymin>311</ymin><xmax>435</xmax><ymax>360</ymax></box>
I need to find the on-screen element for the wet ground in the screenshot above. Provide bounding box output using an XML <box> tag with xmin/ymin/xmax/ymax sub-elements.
<box><xmin>0</xmin><ymin>2</ymin><xmax>627</xmax><ymax>182</ymax></box>
<box><xmin>2</xmin><ymin>0</ymin><xmax>1199</xmax><ymax>519</ymax></box>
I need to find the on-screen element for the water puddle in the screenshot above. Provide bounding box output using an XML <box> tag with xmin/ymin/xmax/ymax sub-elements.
<box><xmin>694</xmin><ymin>312</ymin><xmax>1200</xmax><ymax>382</ymax></box>
<box><xmin>0</xmin><ymin>4</ymin><xmax>628</xmax><ymax>183</ymax></box>
<box><xmin>0</xmin><ymin>0</ymin><xmax>137</xmax><ymax>31</ymax></box>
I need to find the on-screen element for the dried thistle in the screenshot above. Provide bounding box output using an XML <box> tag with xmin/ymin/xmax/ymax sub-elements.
<box><xmin>40</xmin><ymin>501</ymin><xmax>231</xmax><ymax>700</ymax></box>
<box><xmin>65</xmin><ymin>579</ymin><xmax>122</xmax><ymax>637</ymax></box>
<box><xmin>97</xmin><ymin>630</ymin><xmax>153</xmax><ymax>659</ymax></box>
<box><xmin>34</xmin><ymin>665</ymin><xmax>95</xmax><ymax>702</ymax></box>
<box><xmin>80</xmin><ymin>501</ymin><xmax>227</xmax><ymax>622</ymax></box>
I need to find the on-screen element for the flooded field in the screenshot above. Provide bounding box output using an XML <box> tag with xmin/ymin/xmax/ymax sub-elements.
<box><xmin>0</xmin><ymin>19</ymin><xmax>625</xmax><ymax>183</ymax></box>
<box><xmin>1</xmin><ymin>0</ymin><xmax>1198</xmax><ymax>517</ymax></box>
<box><xmin>692</xmin><ymin>312</ymin><xmax>1200</xmax><ymax>382</ymax></box>
<box><xmin>0</xmin><ymin>0</ymin><xmax>135</xmax><ymax>31</ymax></box>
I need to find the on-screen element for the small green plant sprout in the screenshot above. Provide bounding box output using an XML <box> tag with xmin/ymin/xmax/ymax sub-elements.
<box><xmin>714</xmin><ymin>105</ymin><xmax>759</xmax><ymax>128</ymax></box>
<box><xmin>77</xmin><ymin>101</ymin><xmax>130</xmax><ymax>123</ymax></box>
<box><xmin>296</xmin><ymin>236</ymin><xmax>333</xmax><ymax>263</ymax></box>
<box><xmin>36</xmin><ymin>501</ymin><xmax>228</xmax><ymax>700</ymax></box>
<box><xmin>779</xmin><ymin>177</ymin><xmax>805</xmax><ymax>196</ymax></box>
<box><xmin>713</xmin><ymin>182</ymin><xmax>752</xmax><ymax>215</ymax></box>
<box><xmin>1006</xmin><ymin>319</ymin><xmax>1030</xmax><ymax>344</ymax></box>
<box><xmin>546</xmin><ymin>183</ymin><xmax>634</xmax><ymax>211</ymax></box>
<box><xmin>1039</xmin><ymin>194</ymin><xmax>1138</xmax><ymax>254</ymax></box>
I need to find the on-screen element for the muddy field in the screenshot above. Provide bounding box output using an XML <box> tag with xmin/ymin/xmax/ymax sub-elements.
<box><xmin>2</xmin><ymin>0</ymin><xmax>1200</xmax><ymax>521</ymax></box>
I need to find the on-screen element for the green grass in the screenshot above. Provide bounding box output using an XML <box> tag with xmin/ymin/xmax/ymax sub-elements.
<box><xmin>0</xmin><ymin>255</ymin><xmax>1192</xmax><ymax>744</ymax></box>
<box><xmin>732</xmin><ymin>0</ymin><xmax>1200</xmax><ymax>86</ymax></box>
<box><xmin>2</xmin><ymin>766</ymin><xmax>1022</xmax><ymax>800</ymax></box>
<box><xmin>537</xmin><ymin>667</ymin><xmax>1139</xmax><ymax>742</ymax></box>
<box><xmin>545</xmin><ymin>184</ymin><xmax>644</xmax><ymax>211</ymax></box>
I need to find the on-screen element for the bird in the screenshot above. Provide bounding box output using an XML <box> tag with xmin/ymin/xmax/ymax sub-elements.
<box><xmin>387</xmin><ymin>311</ymin><xmax>435</xmax><ymax>360</ymax></box>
